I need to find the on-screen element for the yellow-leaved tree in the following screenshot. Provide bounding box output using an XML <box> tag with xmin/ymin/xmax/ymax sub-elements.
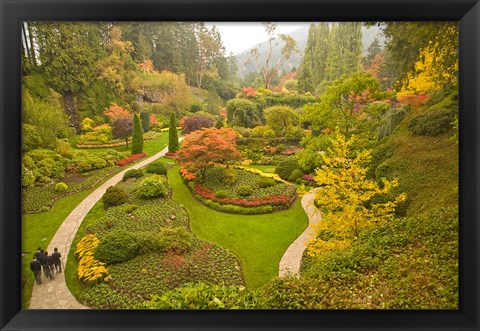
<box><xmin>398</xmin><ymin>42</ymin><xmax>458</xmax><ymax>97</ymax></box>
<box><xmin>307</xmin><ymin>132</ymin><xmax>406</xmax><ymax>257</ymax></box>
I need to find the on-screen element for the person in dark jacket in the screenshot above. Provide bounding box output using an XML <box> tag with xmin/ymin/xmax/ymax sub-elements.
<box><xmin>45</xmin><ymin>251</ymin><xmax>55</xmax><ymax>279</ymax></box>
<box><xmin>30</xmin><ymin>256</ymin><xmax>42</xmax><ymax>285</ymax></box>
<box><xmin>34</xmin><ymin>247</ymin><xmax>43</xmax><ymax>261</ymax></box>
<box><xmin>52</xmin><ymin>247</ymin><xmax>62</xmax><ymax>273</ymax></box>
<box><xmin>40</xmin><ymin>251</ymin><xmax>53</xmax><ymax>279</ymax></box>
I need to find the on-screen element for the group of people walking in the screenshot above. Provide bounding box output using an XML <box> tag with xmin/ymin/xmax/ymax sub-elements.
<box><xmin>29</xmin><ymin>247</ymin><xmax>62</xmax><ymax>285</ymax></box>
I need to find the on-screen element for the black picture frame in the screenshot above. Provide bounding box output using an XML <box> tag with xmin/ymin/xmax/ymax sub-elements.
<box><xmin>1</xmin><ymin>0</ymin><xmax>479</xmax><ymax>330</ymax></box>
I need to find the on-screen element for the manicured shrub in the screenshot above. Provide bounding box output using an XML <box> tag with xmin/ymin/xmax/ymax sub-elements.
<box><xmin>222</xmin><ymin>168</ymin><xmax>238</xmax><ymax>186</ymax></box>
<box><xmin>132</xmin><ymin>227</ymin><xmax>193</xmax><ymax>255</ymax></box>
<box><xmin>123</xmin><ymin>204</ymin><xmax>138</xmax><ymax>214</ymax></box>
<box><xmin>190</xmin><ymin>102</ymin><xmax>203</xmax><ymax>113</ymax></box>
<box><xmin>131</xmin><ymin>114</ymin><xmax>144</xmax><ymax>154</ymax></box>
<box><xmin>122</xmin><ymin>169</ymin><xmax>144</xmax><ymax>181</ymax></box>
<box><xmin>276</xmin><ymin>158</ymin><xmax>300</xmax><ymax>181</ymax></box>
<box><xmin>23</xmin><ymin>149</ymin><xmax>65</xmax><ymax>184</ymax></box>
<box><xmin>72</xmin><ymin>154</ymin><xmax>108</xmax><ymax>173</ymax></box>
<box><xmin>54</xmin><ymin>182</ymin><xmax>68</xmax><ymax>192</ymax></box>
<box><xmin>156</xmin><ymin>227</ymin><xmax>193</xmax><ymax>254</ymax></box>
<box><xmin>94</xmin><ymin>230</ymin><xmax>139</xmax><ymax>264</ymax></box>
<box><xmin>102</xmin><ymin>186</ymin><xmax>128</xmax><ymax>209</ymax></box>
<box><xmin>138</xmin><ymin>177</ymin><xmax>167</xmax><ymax>199</ymax></box>
<box><xmin>168</xmin><ymin>113</ymin><xmax>179</xmax><ymax>153</ymax></box>
<box><xmin>251</xmin><ymin>125</ymin><xmax>268</xmax><ymax>138</ymax></box>
<box><xmin>237</xmin><ymin>185</ymin><xmax>253</xmax><ymax>197</ymax></box>
<box><xmin>407</xmin><ymin>109</ymin><xmax>455</xmax><ymax>136</ymax></box>
<box><xmin>77</xmin><ymin>124</ymin><xmax>113</xmax><ymax>144</ymax></box>
<box><xmin>288</xmin><ymin>169</ymin><xmax>304</xmax><ymax>183</ymax></box>
<box><xmin>145</xmin><ymin>161</ymin><xmax>167</xmax><ymax>175</ymax></box>
<box><xmin>257</xmin><ymin>177</ymin><xmax>276</xmax><ymax>188</ymax></box>
<box><xmin>215</xmin><ymin>190</ymin><xmax>229</xmax><ymax>199</ymax></box>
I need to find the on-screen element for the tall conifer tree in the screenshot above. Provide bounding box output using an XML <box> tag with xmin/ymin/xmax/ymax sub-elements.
<box><xmin>131</xmin><ymin>113</ymin><xmax>144</xmax><ymax>154</ymax></box>
<box><xmin>168</xmin><ymin>113</ymin><xmax>179</xmax><ymax>153</ymax></box>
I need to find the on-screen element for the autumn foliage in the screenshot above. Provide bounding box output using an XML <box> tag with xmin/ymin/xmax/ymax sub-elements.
<box><xmin>175</xmin><ymin>128</ymin><xmax>243</xmax><ymax>179</ymax></box>
<box><xmin>241</xmin><ymin>87</ymin><xmax>257</xmax><ymax>97</ymax></box>
<box><xmin>103</xmin><ymin>102</ymin><xmax>130</xmax><ymax>123</ymax></box>
<box><xmin>307</xmin><ymin>132</ymin><xmax>406</xmax><ymax>257</ymax></box>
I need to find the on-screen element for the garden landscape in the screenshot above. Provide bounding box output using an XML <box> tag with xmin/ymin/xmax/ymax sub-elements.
<box><xmin>22</xmin><ymin>22</ymin><xmax>458</xmax><ymax>309</ymax></box>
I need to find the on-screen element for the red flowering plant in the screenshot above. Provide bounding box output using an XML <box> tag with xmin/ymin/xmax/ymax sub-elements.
<box><xmin>179</xmin><ymin>162</ymin><xmax>197</xmax><ymax>181</ymax></box>
<box><xmin>116</xmin><ymin>152</ymin><xmax>147</xmax><ymax>166</ymax></box>
<box><xmin>193</xmin><ymin>183</ymin><xmax>291</xmax><ymax>208</ymax></box>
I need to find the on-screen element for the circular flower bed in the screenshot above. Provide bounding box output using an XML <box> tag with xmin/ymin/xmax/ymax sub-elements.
<box><xmin>184</xmin><ymin>165</ymin><xmax>297</xmax><ymax>214</ymax></box>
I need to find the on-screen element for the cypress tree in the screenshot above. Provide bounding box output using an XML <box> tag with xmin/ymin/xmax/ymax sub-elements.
<box><xmin>131</xmin><ymin>113</ymin><xmax>144</xmax><ymax>154</ymax></box>
<box><xmin>168</xmin><ymin>113</ymin><xmax>179</xmax><ymax>152</ymax></box>
<box><xmin>140</xmin><ymin>111</ymin><xmax>150</xmax><ymax>132</ymax></box>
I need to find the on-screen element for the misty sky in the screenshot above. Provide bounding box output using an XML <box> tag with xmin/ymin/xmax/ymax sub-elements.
<box><xmin>206</xmin><ymin>22</ymin><xmax>310</xmax><ymax>55</ymax></box>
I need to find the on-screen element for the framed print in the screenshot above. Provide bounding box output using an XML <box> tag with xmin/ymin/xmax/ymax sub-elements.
<box><xmin>1</xmin><ymin>0</ymin><xmax>479</xmax><ymax>330</ymax></box>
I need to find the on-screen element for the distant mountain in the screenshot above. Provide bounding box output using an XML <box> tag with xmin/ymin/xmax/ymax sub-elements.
<box><xmin>235</xmin><ymin>24</ymin><xmax>385</xmax><ymax>79</ymax></box>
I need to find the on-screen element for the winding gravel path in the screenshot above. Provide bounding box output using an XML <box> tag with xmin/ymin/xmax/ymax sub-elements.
<box><xmin>29</xmin><ymin>144</ymin><xmax>173</xmax><ymax>309</ymax></box>
<box><xmin>279</xmin><ymin>188</ymin><xmax>322</xmax><ymax>277</ymax></box>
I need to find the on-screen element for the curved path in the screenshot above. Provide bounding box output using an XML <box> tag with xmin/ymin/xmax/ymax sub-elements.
<box><xmin>279</xmin><ymin>188</ymin><xmax>322</xmax><ymax>277</ymax></box>
<box><xmin>29</xmin><ymin>144</ymin><xmax>175</xmax><ymax>309</ymax></box>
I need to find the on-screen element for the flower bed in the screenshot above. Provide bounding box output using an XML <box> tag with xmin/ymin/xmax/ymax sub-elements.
<box><xmin>82</xmin><ymin>239</ymin><xmax>244</xmax><ymax>309</ymax></box>
<box><xmin>86</xmin><ymin>201</ymin><xmax>188</xmax><ymax>238</ymax></box>
<box><xmin>181</xmin><ymin>165</ymin><xmax>297</xmax><ymax>214</ymax></box>
<box><xmin>79</xmin><ymin>186</ymin><xmax>244</xmax><ymax>308</ymax></box>
<box><xmin>23</xmin><ymin>166</ymin><xmax>120</xmax><ymax>213</ymax></box>
<box><xmin>75</xmin><ymin>234</ymin><xmax>109</xmax><ymax>284</ymax></box>
<box><xmin>117</xmin><ymin>152</ymin><xmax>147</xmax><ymax>166</ymax></box>
<box><xmin>194</xmin><ymin>183</ymin><xmax>291</xmax><ymax>208</ymax></box>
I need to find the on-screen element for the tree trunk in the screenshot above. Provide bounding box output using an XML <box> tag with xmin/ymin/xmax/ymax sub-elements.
<box><xmin>27</xmin><ymin>22</ymin><xmax>37</xmax><ymax>67</ymax></box>
<box><xmin>22</xmin><ymin>23</ymin><xmax>30</xmax><ymax>65</ymax></box>
<box><xmin>63</xmin><ymin>91</ymin><xmax>81</xmax><ymax>134</ymax></box>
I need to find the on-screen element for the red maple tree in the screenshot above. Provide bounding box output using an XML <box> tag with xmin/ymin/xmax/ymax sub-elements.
<box><xmin>175</xmin><ymin>127</ymin><xmax>243</xmax><ymax>180</ymax></box>
<box><xmin>103</xmin><ymin>102</ymin><xmax>130</xmax><ymax>123</ymax></box>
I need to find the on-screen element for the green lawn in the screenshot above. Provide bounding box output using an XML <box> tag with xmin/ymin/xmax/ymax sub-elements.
<box><xmin>72</xmin><ymin>130</ymin><xmax>179</xmax><ymax>156</ymax></box>
<box><xmin>168</xmin><ymin>165</ymin><xmax>308</xmax><ymax>290</ymax></box>
<box><xmin>248</xmin><ymin>164</ymin><xmax>276</xmax><ymax>173</ymax></box>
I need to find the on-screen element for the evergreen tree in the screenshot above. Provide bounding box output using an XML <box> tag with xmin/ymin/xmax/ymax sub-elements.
<box><xmin>297</xmin><ymin>63</ymin><xmax>314</xmax><ymax>93</ymax></box>
<box><xmin>131</xmin><ymin>113</ymin><xmax>144</xmax><ymax>154</ymax></box>
<box><xmin>140</xmin><ymin>111</ymin><xmax>150</xmax><ymax>132</ymax></box>
<box><xmin>324</xmin><ymin>23</ymin><xmax>362</xmax><ymax>82</ymax></box>
<box><xmin>168</xmin><ymin>113</ymin><xmax>179</xmax><ymax>153</ymax></box>
<box><xmin>311</xmin><ymin>23</ymin><xmax>330</xmax><ymax>86</ymax></box>
<box><xmin>362</xmin><ymin>37</ymin><xmax>382</xmax><ymax>68</ymax></box>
